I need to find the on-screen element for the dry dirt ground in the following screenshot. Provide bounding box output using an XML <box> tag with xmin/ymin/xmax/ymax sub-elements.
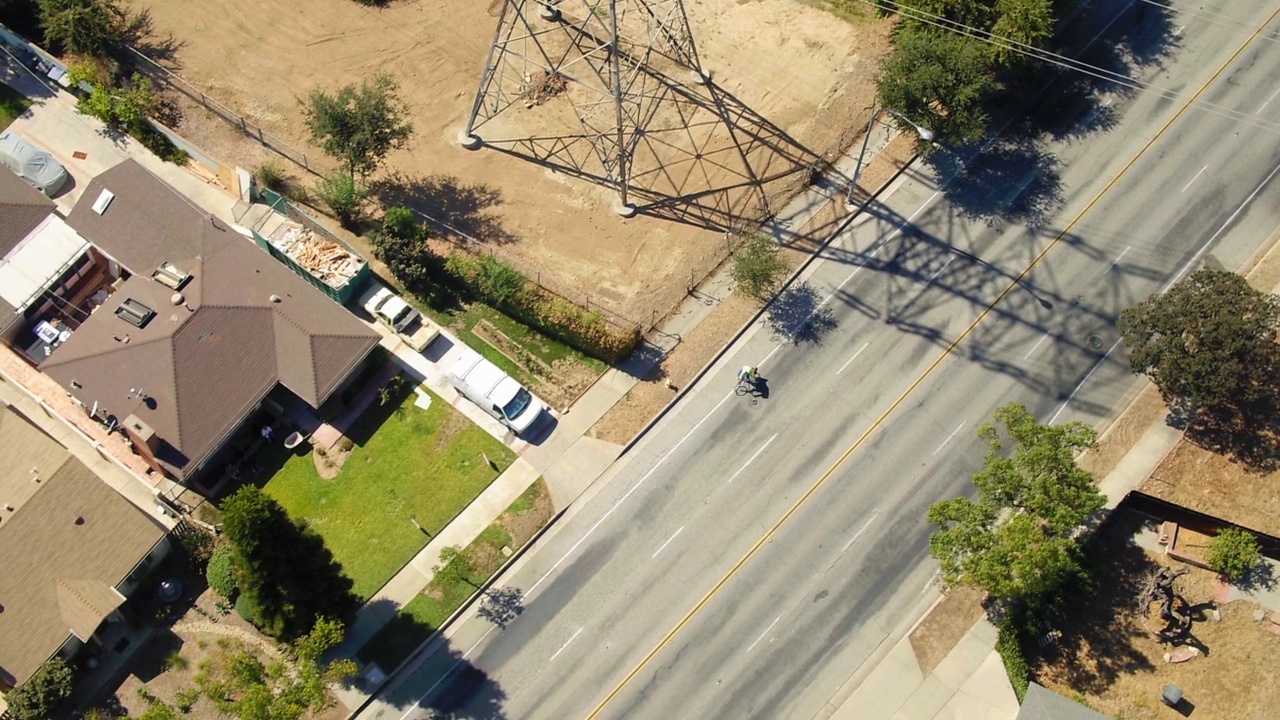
<box><xmin>589</xmin><ymin>132</ymin><xmax>920</xmax><ymax>443</ymax></box>
<box><xmin>126</xmin><ymin>0</ymin><xmax>895</xmax><ymax>325</ymax></box>
<box><xmin>1142</xmin><ymin>439</ymin><xmax>1280</xmax><ymax>538</ymax></box>
<box><xmin>1032</xmin><ymin>512</ymin><xmax>1280</xmax><ymax>720</ymax></box>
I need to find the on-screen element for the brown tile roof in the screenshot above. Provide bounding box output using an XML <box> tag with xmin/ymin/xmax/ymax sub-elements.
<box><xmin>0</xmin><ymin>405</ymin><xmax>166</xmax><ymax>688</ymax></box>
<box><xmin>0</xmin><ymin>167</ymin><xmax>55</xmax><ymax>257</ymax></box>
<box><xmin>43</xmin><ymin>161</ymin><xmax>378</xmax><ymax>479</ymax></box>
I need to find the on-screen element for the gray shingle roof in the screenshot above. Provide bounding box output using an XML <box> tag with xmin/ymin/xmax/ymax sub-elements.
<box><xmin>1018</xmin><ymin>683</ymin><xmax>1114</xmax><ymax>720</ymax></box>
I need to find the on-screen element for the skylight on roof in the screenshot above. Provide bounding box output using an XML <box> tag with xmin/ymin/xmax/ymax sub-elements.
<box><xmin>152</xmin><ymin>261</ymin><xmax>191</xmax><ymax>290</ymax></box>
<box><xmin>91</xmin><ymin>189</ymin><xmax>115</xmax><ymax>215</ymax></box>
<box><xmin>114</xmin><ymin>298</ymin><xmax>155</xmax><ymax>328</ymax></box>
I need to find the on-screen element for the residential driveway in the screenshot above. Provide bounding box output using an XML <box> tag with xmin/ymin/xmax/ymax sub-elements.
<box><xmin>0</xmin><ymin>51</ymin><xmax>237</xmax><ymax>219</ymax></box>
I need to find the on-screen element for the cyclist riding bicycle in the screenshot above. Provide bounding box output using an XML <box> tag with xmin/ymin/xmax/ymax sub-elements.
<box><xmin>737</xmin><ymin>365</ymin><xmax>759</xmax><ymax>384</ymax></box>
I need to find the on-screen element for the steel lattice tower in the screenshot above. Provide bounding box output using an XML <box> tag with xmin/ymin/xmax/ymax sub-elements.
<box><xmin>463</xmin><ymin>0</ymin><xmax>781</xmax><ymax>220</ymax></box>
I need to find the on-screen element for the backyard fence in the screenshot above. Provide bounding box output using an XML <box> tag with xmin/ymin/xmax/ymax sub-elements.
<box><xmin>123</xmin><ymin>45</ymin><xmax>324</xmax><ymax>175</ymax></box>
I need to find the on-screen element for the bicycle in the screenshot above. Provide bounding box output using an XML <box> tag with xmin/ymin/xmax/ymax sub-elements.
<box><xmin>735</xmin><ymin>379</ymin><xmax>757</xmax><ymax>396</ymax></box>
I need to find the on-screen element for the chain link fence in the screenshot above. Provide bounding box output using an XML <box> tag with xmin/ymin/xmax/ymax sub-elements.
<box><xmin>124</xmin><ymin>45</ymin><xmax>323</xmax><ymax>175</ymax></box>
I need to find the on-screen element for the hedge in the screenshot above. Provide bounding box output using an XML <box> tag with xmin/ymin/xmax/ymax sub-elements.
<box><xmin>995</xmin><ymin>619</ymin><xmax>1031</xmax><ymax>702</ymax></box>
<box><xmin>444</xmin><ymin>254</ymin><xmax>641</xmax><ymax>364</ymax></box>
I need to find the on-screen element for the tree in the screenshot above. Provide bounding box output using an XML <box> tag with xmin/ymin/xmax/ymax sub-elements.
<box><xmin>1118</xmin><ymin>269</ymin><xmax>1280</xmax><ymax>417</ymax></box>
<box><xmin>313</xmin><ymin>170</ymin><xmax>368</xmax><ymax>230</ymax></box>
<box><xmin>369</xmin><ymin>206</ymin><xmax>436</xmax><ymax>295</ymax></box>
<box><xmin>194</xmin><ymin>617</ymin><xmax>357</xmax><ymax>720</ymax></box>
<box><xmin>990</xmin><ymin>0</ymin><xmax>1056</xmax><ymax>66</ymax></box>
<box><xmin>37</xmin><ymin>0</ymin><xmax>125</xmax><ymax>59</ymax></box>
<box><xmin>5</xmin><ymin>657</ymin><xmax>76</xmax><ymax>720</ymax></box>
<box><xmin>206</xmin><ymin>544</ymin><xmax>239</xmax><ymax>599</ymax></box>
<box><xmin>433</xmin><ymin>545</ymin><xmax>478</xmax><ymax>588</ymax></box>
<box><xmin>1207</xmin><ymin>527</ymin><xmax>1262</xmax><ymax>581</ymax></box>
<box><xmin>731</xmin><ymin>232</ymin><xmax>787</xmax><ymax>301</ymax></box>
<box><xmin>220</xmin><ymin>487</ymin><xmax>358</xmax><ymax>640</ymax></box>
<box><xmin>927</xmin><ymin>403</ymin><xmax>1105</xmax><ymax>601</ymax></box>
<box><xmin>876</xmin><ymin>24</ymin><xmax>996</xmax><ymax>146</ymax></box>
<box><xmin>301</xmin><ymin>72</ymin><xmax>413</xmax><ymax>180</ymax></box>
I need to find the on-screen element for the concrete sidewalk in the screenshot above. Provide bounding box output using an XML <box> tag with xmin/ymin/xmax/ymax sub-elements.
<box><xmin>832</xmin><ymin>617</ymin><xmax>1020</xmax><ymax>720</ymax></box>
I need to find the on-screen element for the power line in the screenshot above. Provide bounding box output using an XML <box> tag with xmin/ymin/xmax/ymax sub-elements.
<box><xmin>864</xmin><ymin>0</ymin><xmax>1280</xmax><ymax>137</ymax></box>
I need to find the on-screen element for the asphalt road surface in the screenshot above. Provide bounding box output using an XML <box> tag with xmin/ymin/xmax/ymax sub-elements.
<box><xmin>359</xmin><ymin>2</ymin><xmax>1280</xmax><ymax>718</ymax></box>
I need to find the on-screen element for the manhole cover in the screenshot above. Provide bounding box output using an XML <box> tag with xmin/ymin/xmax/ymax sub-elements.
<box><xmin>1088</xmin><ymin>335</ymin><xmax>1104</xmax><ymax>351</ymax></box>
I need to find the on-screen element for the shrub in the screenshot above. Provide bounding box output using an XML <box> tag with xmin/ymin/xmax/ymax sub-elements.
<box><xmin>255</xmin><ymin>160</ymin><xmax>288</xmax><ymax>193</ymax></box>
<box><xmin>5</xmin><ymin>657</ymin><xmax>75</xmax><ymax>720</ymax></box>
<box><xmin>382</xmin><ymin>205</ymin><xmax>424</xmax><ymax>241</ymax></box>
<box><xmin>731</xmin><ymin>232</ymin><xmax>787</xmax><ymax>301</ymax></box>
<box><xmin>1208</xmin><ymin>527</ymin><xmax>1262</xmax><ymax>581</ymax></box>
<box><xmin>314</xmin><ymin>171</ymin><xmax>367</xmax><ymax>230</ymax></box>
<box><xmin>163</xmin><ymin>650</ymin><xmax>188</xmax><ymax>671</ymax></box>
<box><xmin>206</xmin><ymin>545</ymin><xmax>239</xmax><ymax>599</ymax></box>
<box><xmin>174</xmin><ymin>688</ymin><xmax>200</xmax><ymax>713</ymax></box>
<box><xmin>178</xmin><ymin>527</ymin><xmax>215</xmax><ymax>570</ymax></box>
<box><xmin>443</xmin><ymin>253</ymin><xmax>640</xmax><ymax>363</ymax></box>
<box><xmin>233</xmin><ymin>590</ymin><xmax>261</xmax><ymax>625</ymax></box>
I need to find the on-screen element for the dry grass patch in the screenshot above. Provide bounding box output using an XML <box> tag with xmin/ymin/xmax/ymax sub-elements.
<box><xmin>1032</xmin><ymin>512</ymin><xmax>1280</xmax><ymax>720</ymax></box>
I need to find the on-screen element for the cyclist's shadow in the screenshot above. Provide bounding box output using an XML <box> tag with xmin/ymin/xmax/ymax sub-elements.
<box><xmin>754</xmin><ymin>377</ymin><xmax>771</xmax><ymax>400</ymax></box>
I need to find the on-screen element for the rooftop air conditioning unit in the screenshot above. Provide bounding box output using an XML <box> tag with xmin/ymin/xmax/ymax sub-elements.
<box><xmin>151</xmin><ymin>262</ymin><xmax>191</xmax><ymax>290</ymax></box>
<box><xmin>114</xmin><ymin>298</ymin><xmax>155</xmax><ymax>328</ymax></box>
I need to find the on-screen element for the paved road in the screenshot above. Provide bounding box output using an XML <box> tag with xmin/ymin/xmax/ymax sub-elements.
<box><xmin>359</xmin><ymin>2</ymin><xmax>1280</xmax><ymax>718</ymax></box>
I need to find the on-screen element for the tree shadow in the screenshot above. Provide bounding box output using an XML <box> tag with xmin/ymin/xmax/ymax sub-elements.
<box><xmin>1238</xmin><ymin>561</ymin><xmax>1279</xmax><ymax>593</ymax></box>
<box><xmin>765</xmin><ymin>282</ymin><xmax>837</xmax><ymax>345</ymax></box>
<box><xmin>1176</xmin><ymin>396</ymin><xmax>1280</xmax><ymax>474</ymax></box>
<box><xmin>368</xmin><ymin>172</ymin><xmax>517</xmax><ymax>246</ymax></box>
<box><xmin>121</xmin><ymin>8</ymin><xmax>185</xmax><ymax>67</ymax></box>
<box><xmin>362</xmin><ymin>634</ymin><xmax>509</xmax><ymax>720</ymax></box>
<box><xmin>1025</xmin><ymin>510</ymin><xmax>1158</xmax><ymax>695</ymax></box>
<box><xmin>925</xmin><ymin>137</ymin><xmax>1063</xmax><ymax>230</ymax></box>
<box><xmin>477</xmin><ymin>586</ymin><xmax>525</xmax><ymax>629</ymax></box>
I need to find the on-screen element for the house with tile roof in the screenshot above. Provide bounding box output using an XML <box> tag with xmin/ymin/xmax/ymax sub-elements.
<box><xmin>32</xmin><ymin>160</ymin><xmax>379</xmax><ymax>484</ymax></box>
<box><xmin>0</xmin><ymin>401</ymin><xmax>169</xmax><ymax>692</ymax></box>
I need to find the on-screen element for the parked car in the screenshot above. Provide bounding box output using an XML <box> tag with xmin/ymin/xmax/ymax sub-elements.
<box><xmin>447</xmin><ymin>349</ymin><xmax>545</xmax><ymax>436</ymax></box>
<box><xmin>0</xmin><ymin>131</ymin><xmax>69</xmax><ymax>197</ymax></box>
<box><xmin>361</xmin><ymin>284</ymin><xmax>440</xmax><ymax>352</ymax></box>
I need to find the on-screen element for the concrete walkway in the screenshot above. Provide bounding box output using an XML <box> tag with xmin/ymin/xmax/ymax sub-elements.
<box><xmin>832</xmin><ymin>617</ymin><xmax>1020</xmax><ymax>720</ymax></box>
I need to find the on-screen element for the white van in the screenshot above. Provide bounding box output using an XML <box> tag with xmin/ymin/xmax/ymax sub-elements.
<box><xmin>446</xmin><ymin>350</ymin><xmax>545</xmax><ymax>436</ymax></box>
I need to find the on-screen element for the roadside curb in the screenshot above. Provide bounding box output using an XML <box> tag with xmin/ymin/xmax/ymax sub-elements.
<box><xmin>345</xmin><ymin>503</ymin><xmax>569</xmax><ymax>717</ymax></box>
<box><xmin>615</xmin><ymin>146</ymin><xmax>922</xmax><ymax>460</ymax></box>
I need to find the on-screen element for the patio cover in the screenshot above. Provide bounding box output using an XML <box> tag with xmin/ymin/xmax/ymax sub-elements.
<box><xmin>0</xmin><ymin>216</ymin><xmax>89</xmax><ymax>312</ymax></box>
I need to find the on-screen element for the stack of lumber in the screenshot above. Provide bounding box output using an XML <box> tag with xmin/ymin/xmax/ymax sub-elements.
<box><xmin>273</xmin><ymin>226</ymin><xmax>363</xmax><ymax>288</ymax></box>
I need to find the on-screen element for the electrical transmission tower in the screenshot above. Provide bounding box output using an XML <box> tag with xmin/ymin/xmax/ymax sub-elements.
<box><xmin>463</xmin><ymin>0</ymin><xmax>800</xmax><ymax>223</ymax></box>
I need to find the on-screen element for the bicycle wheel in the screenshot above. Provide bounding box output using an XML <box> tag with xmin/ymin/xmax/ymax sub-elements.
<box><xmin>735</xmin><ymin>382</ymin><xmax>749</xmax><ymax>396</ymax></box>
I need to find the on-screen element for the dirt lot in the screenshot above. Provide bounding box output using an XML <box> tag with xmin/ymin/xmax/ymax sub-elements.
<box><xmin>1032</xmin><ymin>511</ymin><xmax>1280</xmax><ymax>720</ymax></box>
<box><xmin>126</xmin><ymin>0</ymin><xmax>893</xmax><ymax>323</ymax></box>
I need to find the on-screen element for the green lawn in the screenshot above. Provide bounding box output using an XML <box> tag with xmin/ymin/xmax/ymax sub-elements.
<box><xmin>263</xmin><ymin>381</ymin><xmax>516</xmax><ymax>601</ymax></box>
<box><xmin>420</xmin><ymin>301</ymin><xmax>605</xmax><ymax>390</ymax></box>
<box><xmin>0</xmin><ymin>84</ymin><xmax>32</xmax><ymax>130</ymax></box>
<box><xmin>356</xmin><ymin>482</ymin><xmax>549</xmax><ymax>672</ymax></box>
<box><xmin>356</xmin><ymin>526</ymin><xmax>514</xmax><ymax>671</ymax></box>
